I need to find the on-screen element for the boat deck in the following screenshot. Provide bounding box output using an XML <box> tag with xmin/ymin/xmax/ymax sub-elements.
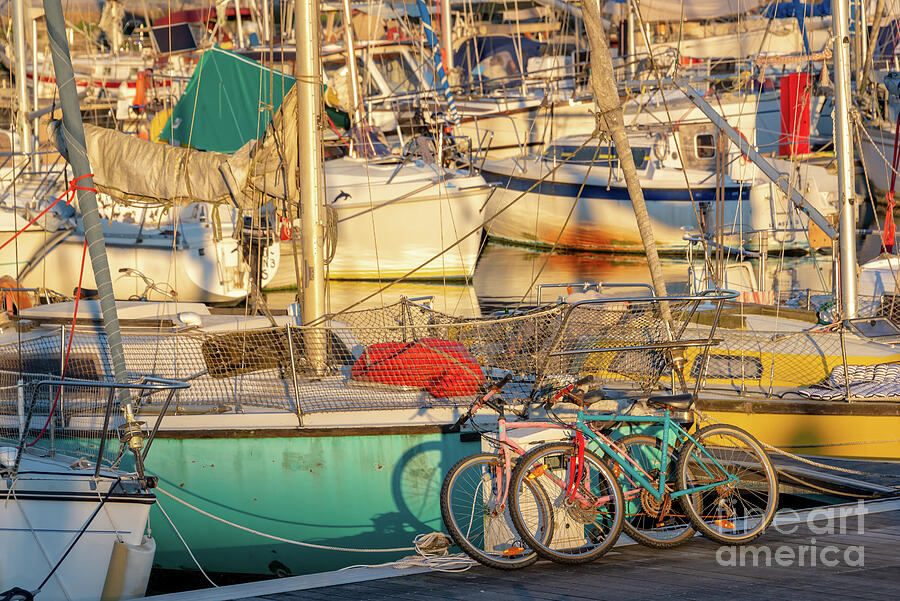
<box><xmin>148</xmin><ymin>493</ymin><xmax>900</xmax><ymax>601</ymax></box>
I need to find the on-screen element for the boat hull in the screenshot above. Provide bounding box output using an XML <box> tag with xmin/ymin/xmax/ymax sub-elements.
<box><xmin>480</xmin><ymin>171</ymin><xmax>749</xmax><ymax>253</ymax></box>
<box><xmin>144</xmin><ymin>428</ymin><xmax>476</xmax><ymax>576</ymax></box>
<box><xmin>267</xmin><ymin>171</ymin><xmax>488</xmax><ymax>287</ymax></box>
<box><xmin>0</xmin><ymin>456</ymin><xmax>155</xmax><ymax>601</ymax></box>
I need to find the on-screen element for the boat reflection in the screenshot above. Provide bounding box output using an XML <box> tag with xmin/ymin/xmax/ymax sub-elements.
<box><xmin>264</xmin><ymin>242</ymin><xmax>838</xmax><ymax>316</ymax></box>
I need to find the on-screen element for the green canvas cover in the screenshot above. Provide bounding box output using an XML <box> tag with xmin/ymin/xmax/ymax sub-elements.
<box><xmin>160</xmin><ymin>47</ymin><xmax>296</xmax><ymax>153</ymax></box>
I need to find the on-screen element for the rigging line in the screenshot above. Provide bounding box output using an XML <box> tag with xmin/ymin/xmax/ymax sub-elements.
<box><xmin>513</xmin><ymin>136</ymin><xmax>604</xmax><ymax>310</ymax></box>
<box><xmin>309</xmin><ymin>130</ymin><xmax>602</xmax><ymax>324</ymax></box>
<box><xmin>854</xmin><ymin>119</ymin><xmax>900</xmax><ymax>299</ymax></box>
<box><xmin>156</xmin><ymin>486</ymin><xmax>418</xmax><ymax>552</ymax></box>
<box><xmin>627</xmin><ymin>0</ymin><xmax>714</xmax><ymax>278</ymax></box>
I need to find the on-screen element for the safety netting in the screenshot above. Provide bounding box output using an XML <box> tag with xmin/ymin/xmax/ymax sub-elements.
<box><xmin>0</xmin><ymin>296</ymin><xmax>731</xmax><ymax>421</ymax></box>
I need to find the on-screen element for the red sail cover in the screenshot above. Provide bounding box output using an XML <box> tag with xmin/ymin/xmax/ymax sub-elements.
<box><xmin>351</xmin><ymin>338</ymin><xmax>485</xmax><ymax>397</ymax></box>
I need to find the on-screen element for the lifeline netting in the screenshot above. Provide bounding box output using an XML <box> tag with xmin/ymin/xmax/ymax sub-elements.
<box><xmin>0</xmin><ymin>296</ymin><xmax>727</xmax><ymax>425</ymax></box>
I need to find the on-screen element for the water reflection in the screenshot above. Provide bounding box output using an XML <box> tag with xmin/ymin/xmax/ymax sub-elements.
<box><xmin>264</xmin><ymin>242</ymin><xmax>837</xmax><ymax>316</ymax></box>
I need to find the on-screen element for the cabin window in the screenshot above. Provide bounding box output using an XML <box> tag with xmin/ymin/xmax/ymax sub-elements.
<box><xmin>545</xmin><ymin>145</ymin><xmax>649</xmax><ymax>169</ymax></box>
<box><xmin>690</xmin><ymin>354</ymin><xmax>762</xmax><ymax>379</ymax></box>
<box><xmin>371</xmin><ymin>53</ymin><xmax>421</xmax><ymax>96</ymax></box>
<box><xmin>695</xmin><ymin>134</ymin><xmax>716</xmax><ymax>159</ymax></box>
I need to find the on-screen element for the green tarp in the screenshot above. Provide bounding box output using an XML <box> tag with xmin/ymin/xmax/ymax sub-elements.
<box><xmin>161</xmin><ymin>46</ymin><xmax>296</xmax><ymax>153</ymax></box>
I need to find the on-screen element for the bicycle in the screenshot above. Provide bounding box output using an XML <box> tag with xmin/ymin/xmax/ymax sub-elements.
<box><xmin>508</xmin><ymin>289</ymin><xmax>777</xmax><ymax>560</ymax></box>
<box><xmin>509</xmin><ymin>397</ymin><xmax>778</xmax><ymax>560</ymax></box>
<box><xmin>439</xmin><ymin>374</ymin><xmax>624</xmax><ymax>569</ymax></box>
<box><xmin>543</xmin><ymin>385</ymin><xmax>697</xmax><ymax>550</ymax></box>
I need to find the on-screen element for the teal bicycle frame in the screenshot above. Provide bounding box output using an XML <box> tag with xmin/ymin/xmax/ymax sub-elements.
<box><xmin>574</xmin><ymin>410</ymin><xmax>738</xmax><ymax>502</ymax></box>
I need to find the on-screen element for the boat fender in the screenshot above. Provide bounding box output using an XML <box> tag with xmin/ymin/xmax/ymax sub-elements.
<box><xmin>0</xmin><ymin>276</ymin><xmax>32</xmax><ymax>315</ymax></box>
<box><xmin>652</xmin><ymin>134</ymin><xmax>669</xmax><ymax>161</ymax></box>
<box><xmin>132</xmin><ymin>70</ymin><xmax>152</xmax><ymax>113</ymax></box>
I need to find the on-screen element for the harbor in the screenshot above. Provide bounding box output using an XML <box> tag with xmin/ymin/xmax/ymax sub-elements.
<box><xmin>2</xmin><ymin>0</ymin><xmax>900</xmax><ymax>599</ymax></box>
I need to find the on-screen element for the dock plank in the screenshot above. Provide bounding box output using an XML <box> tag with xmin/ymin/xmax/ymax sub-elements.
<box><xmin>248</xmin><ymin>505</ymin><xmax>900</xmax><ymax>601</ymax></box>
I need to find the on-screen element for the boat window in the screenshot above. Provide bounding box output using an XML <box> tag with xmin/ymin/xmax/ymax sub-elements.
<box><xmin>695</xmin><ymin>134</ymin><xmax>716</xmax><ymax>159</ymax></box>
<box><xmin>690</xmin><ymin>354</ymin><xmax>762</xmax><ymax>379</ymax></box>
<box><xmin>545</xmin><ymin>144</ymin><xmax>649</xmax><ymax>169</ymax></box>
<box><xmin>370</xmin><ymin>52</ymin><xmax>421</xmax><ymax>96</ymax></box>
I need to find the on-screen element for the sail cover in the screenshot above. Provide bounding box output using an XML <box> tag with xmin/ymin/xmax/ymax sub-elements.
<box><xmin>160</xmin><ymin>46</ymin><xmax>296</xmax><ymax>153</ymax></box>
<box><xmin>78</xmin><ymin>84</ymin><xmax>302</xmax><ymax>210</ymax></box>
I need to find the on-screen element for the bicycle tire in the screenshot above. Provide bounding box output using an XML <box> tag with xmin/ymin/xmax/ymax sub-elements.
<box><xmin>613</xmin><ymin>434</ymin><xmax>696</xmax><ymax>549</ymax></box>
<box><xmin>676</xmin><ymin>424</ymin><xmax>778</xmax><ymax>545</ymax></box>
<box><xmin>509</xmin><ymin>442</ymin><xmax>623</xmax><ymax>564</ymax></box>
<box><xmin>440</xmin><ymin>452</ymin><xmax>551</xmax><ymax>569</ymax></box>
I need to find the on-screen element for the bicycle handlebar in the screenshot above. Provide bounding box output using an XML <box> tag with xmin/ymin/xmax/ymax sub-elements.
<box><xmin>448</xmin><ymin>374</ymin><xmax>514</xmax><ymax>432</ymax></box>
<box><xmin>552</xmin><ymin>375</ymin><xmax>594</xmax><ymax>403</ymax></box>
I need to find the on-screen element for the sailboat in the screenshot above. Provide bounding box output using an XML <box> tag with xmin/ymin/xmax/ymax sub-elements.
<box><xmin>1</xmin><ymin>1</ymin><xmax>191</xmax><ymax>598</ymax></box>
<box><xmin>675</xmin><ymin>0</ymin><xmax>900</xmax><ymax>460</ymax></box>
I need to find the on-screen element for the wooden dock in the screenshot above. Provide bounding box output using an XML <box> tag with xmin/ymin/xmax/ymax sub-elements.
<box><xmin>147</xmin><ymin>497</ymin><xmax>900</xmax><ymax>601</ymax></box>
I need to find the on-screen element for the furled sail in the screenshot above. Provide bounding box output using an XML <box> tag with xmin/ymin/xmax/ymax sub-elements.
<box><xmin>60</xmin><ymin>88</ymin><xmax>299</xmax><ymax>210</ymax></box>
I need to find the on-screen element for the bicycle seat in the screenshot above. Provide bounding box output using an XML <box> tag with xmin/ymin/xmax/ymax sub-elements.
<box><xmin>646</xmin><ymin>393</ymin><xmax>694</xmax><ymax>411</ymax></box>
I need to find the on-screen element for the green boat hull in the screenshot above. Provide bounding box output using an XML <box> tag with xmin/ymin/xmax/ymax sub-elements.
<box><xmin>144</xmin><ymin>430</ymin><xmax>477</xmax><ymax>576</ymax></box>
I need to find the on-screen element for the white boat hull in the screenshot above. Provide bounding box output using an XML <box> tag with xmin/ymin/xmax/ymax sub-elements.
<box><xmin>0</xmin><ymin>453</ymin><xmax>155</xmax><ymax>601</ymax></box>
<box><xmin>267</xmin><ymin>159</ymin><xmax>489</xmax><ymax>286</ymax></box>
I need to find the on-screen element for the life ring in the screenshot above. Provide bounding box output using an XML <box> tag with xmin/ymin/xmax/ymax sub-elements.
<box><xmin>0</xmin><ymin>276</ymin><xmax>32</xmax><ymax>315</ymax></box>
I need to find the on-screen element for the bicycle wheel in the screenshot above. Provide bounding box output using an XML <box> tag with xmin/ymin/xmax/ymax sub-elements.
<box><xmin>676</xmin><ymin>424</ymin><xmax>778</xmax><ymax>545</ymax></box>
<box><xmin>613</xmin><ymin>434</ymin><xmax>695</xmax><ymax>549</ymax></box>
<box><xmin>509</xmin><ymin>442</ymin><xmax>623</xmax><ymax>564</ymax></box>
<box><xmin>440</xmin><ymin>453</ymin><xmax>551</xmax><ymax>569</ymax></box>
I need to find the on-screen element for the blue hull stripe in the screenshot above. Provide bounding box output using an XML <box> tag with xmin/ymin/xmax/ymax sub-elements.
<box><xmin>483</xmin><ymin>172</ymin><xmax>751</xmax><ymax>203</ymax></box>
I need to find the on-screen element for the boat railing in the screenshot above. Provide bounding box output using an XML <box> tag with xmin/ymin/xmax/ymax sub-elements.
<box><xmin>536</xmin><ymin>281</ymin><xmax>655</xmax><ymax>305</ymax></box>
<box><xmin>3</xmin><ymin>375</ymin><xmax>189</xmax><ymax>480</ymax></box>
<box><xmin>539</xmin><ymin>290</ymin><xmax>738</xmax><ymax>399</ymax></box>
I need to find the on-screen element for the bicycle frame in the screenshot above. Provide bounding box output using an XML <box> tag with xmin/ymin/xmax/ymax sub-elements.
<box><xmin>575</xmin><ymin>410</ymin><xmax>738</xmax><ymax>502</ymax></box>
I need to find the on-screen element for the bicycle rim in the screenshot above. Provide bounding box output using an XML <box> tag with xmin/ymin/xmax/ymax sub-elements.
<box><xmin>677</xmin><ymin>424</ymin><xmax>779</xmax><ymax>545</ymax></box>
<box><xmin>440</xmin><ymin>453</ymin><xmax>543</xmax><ymax>569</ymax></box>
<box><xmin>510</xmin><ymin>443</ymin><xmax>623</xmax><ymax>564</ymax></box>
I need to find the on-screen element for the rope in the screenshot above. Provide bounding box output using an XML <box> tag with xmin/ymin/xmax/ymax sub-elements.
<box><xmin>156</xmin><ymin>487</ymin><xmax>417</xmax><ymax>552</ymax></box>
<box><xmin>0</xmin><ymin>174</ymin><xmax>95</xmax><ymax>252</ymax></box>
<box><xmin>25</xmin><ymin>239</ymin><xmax>88</xmax><ymax>448</ymax></box>
<box><xmin>882</xmin><ymin>111</ymin><xmax>900</xmax><ymax>253</ymax></box>
<box><xmin>754</xmin><ymin>47</ymin><xmax>832</xmax><ymax>66</ymax></box>
<box><xmin>339</xmin><ymin>533</ymin><xmax>476</xmax><ymax>573</ymax></box>
<box><xmin>693</xmin><ymin>408</ymin><xmax>894</xmax><ymax>477</ymax></box>
<box><xmin>155</xmin><ymin>498</ymin><xmax>218</xmax><ymax>587</ymax></box>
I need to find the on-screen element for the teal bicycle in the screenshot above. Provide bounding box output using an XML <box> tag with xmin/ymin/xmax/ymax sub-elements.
<box><xmin>506</xmin><ymin>289</ymin><xmax>778</xmax><ymax>563</ymax></box>
<box><xmin>508</xmin><ymin>396</ymin><xmax>778</xmax><ymax>563</ymax></box>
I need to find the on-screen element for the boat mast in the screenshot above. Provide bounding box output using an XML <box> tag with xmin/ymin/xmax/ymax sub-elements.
<box><xmin>832</xmin><ymin>0</ymin><xmax>858</xmax><ymax>319</ymax></box>
<box><xmin>441</xmin><ymin>0</ymin><xmax>453</xmax><ymax>72</ymax></box>
<box><xmin>294</xmin><ymin>0</ymin><xmax>327</xmax><ymax>334</ymax></box>
<box><xmin>41</xmin><ymin>0</ymin><xmax>130</xmax><ymax>398</ymax></box>
<box><xmin>581</xmin><ymin>2</ymin><xmax>670</xmax><ymax>311</ymax></box>
<box><xmin>339</xmin><ymin>0</ymin><xmax>365</xmax><ymax>132</ymax></box>
<box><xmin>13</xmin><ymin>0</ymin><xmax>32</xmax><ymax>156</ymax></box>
